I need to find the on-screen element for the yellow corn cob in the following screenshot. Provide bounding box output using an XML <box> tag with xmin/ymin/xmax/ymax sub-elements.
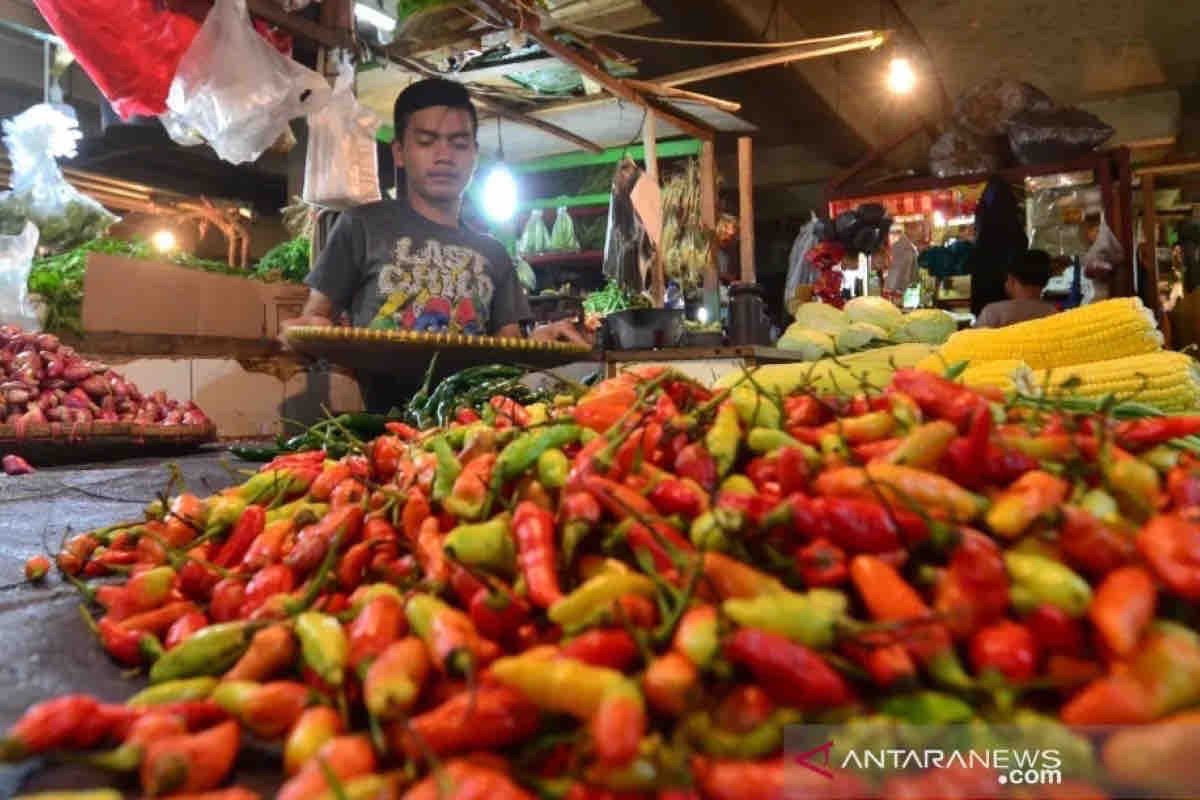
<box><xmin>916</xmin><ymin>355</ymin><xmax>1031</xmax><ymax>394</ymax></box>
<box><xmin>938</xmin><ymin>298</ymin><xmax>1162</xmax><ymax>370</ymax></box>
<box><xmin>714</xmin><ymin>343</ymin><xmax>936</xmax><ymax>396</ymax></box>
<box><xmin>1030</xmin><ymin>351</ymin><xmax>1200</xmax><ymax>413</ymax></box>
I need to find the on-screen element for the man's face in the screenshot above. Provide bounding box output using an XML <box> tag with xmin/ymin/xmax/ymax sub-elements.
<box><xmin>393</xmin><ymin>106</ymin><xmax>477</xmax><ymax>206</ymax></box>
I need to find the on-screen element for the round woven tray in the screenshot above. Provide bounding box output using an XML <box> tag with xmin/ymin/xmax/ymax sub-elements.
<box><xmin>0</xmin><ymin>421</ymin><xmax>218</xmax><ymax>465</ymax></box>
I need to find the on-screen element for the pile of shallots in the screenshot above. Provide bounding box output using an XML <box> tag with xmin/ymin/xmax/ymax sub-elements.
<box><xmin>0</xmin><ymin>325</ymin><xmax>211</xmax><ymax>433</ymax></box>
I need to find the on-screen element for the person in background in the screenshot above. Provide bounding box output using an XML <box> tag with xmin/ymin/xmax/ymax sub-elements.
<box><xmin>975</xmin><ymin>249</ymin><xmax>1057</xmax><ymax>328</ymax></box>
<box><xmin>967</xmin><ymin>176</ymin><xmax>1027</xmax><ymax>317</ymax></box>
<box><xmin>283</xmin><ymin>78</ymin><xmax>586</xmax><ymax>411</ymax></box>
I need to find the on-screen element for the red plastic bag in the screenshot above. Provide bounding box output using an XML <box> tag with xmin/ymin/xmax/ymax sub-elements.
<box><xmin>33</xmin><ymin>0</ymin><xmax>201</xmax><ymax>120</ymax></box>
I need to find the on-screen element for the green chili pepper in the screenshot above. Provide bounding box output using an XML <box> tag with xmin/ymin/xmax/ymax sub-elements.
<box><xmin>494</xmin><ymin>425</ymin><xmax>583</xmax><ymax>488</ymax></box>
<box><xmin>296</xmin><ymin>611</ymin><xmax>349</xmax><ymax>688</ymax></box>
<box><xmin>266</xmin><ymin>499</ymin><xmax>329</xmax><ymax>526</ymax></box>
<box><xmin>549</xmin><ymin>570</ymin><xmax>657</xmax><ymax>627</ymax></box>
<box><xmin>729</xmin><ymin>387</ymin><xmax>782</xmax><ymax>430</ymax></box>
<box><xmin>718</xmin><ymin>474</ymin><xmax>755</xmax><ymax>494</ymax></box>
<box><xmin>1143</xmin><ymin>445</ymin><xmax>1181</xmax><ymax>473</ymax></box>
<box><xmin>431</xmin><ymin>437</ymin><xmax>462</xmax><ymax>504</ymax></box>
<box><xmin>746</xmin><ymin>427</ymin><xmax>807</xmax><ymax>455</ymax></box>
<box><xmin>202</xmin><ymin>494</ymin><xmax>248</xmax><ymax>539</ymax></box>
<box><xmin>684</xmin><ymin>709</ymin><xmax>802</xmax><ymax>758</ymax></box>
<box><xmin>1004</xmin><ymin>552</ymin><xmax>1093</xmax><ymax>617</ymax></box>
<box><xmin>722</xmin><ymin>589</ymin><xmax>844</xmax><ymax>649</ymax></box>
<box><xmin>925</xmin><ymin>649</ymin><xmax>975</xmax><ymax>691</ymax></box>
<box><xmin>705</xmin><ymin>404</ymin><xmax>741</xmax><ymax>478</ymax></box>
<box><xmin>690</xmin><ymin>511</ymin><xmax>732</xmax><ymax>553</ymax></box>
<box><xmin>442</xmin><ymin>514</ymin><xmax>515</xmax><ymax>576</ymax></box>
<box><xmin>148</xmin><ymin>622</ymin><xmax>254</xmax><ymax>684</ymax></box>
<box><xmin>885</xmin><ymin>420</ymin><xmax>957</xmax><ymax>469</ymax></box>
<box><xmin>537</xmin><ymin>448</ymin><xmax>570</xmax><ymax>490</ymax></box>
<box><xmin>229</xmin><ymin>445</ymin><xmax>283</xmax><ymax>462</ymax></box>
<box><xmin>879</xmin><ymin>691</ymin><xmax>974</xmax><ymax>724</ymax></box>
<box><xmin>126</xmin><ymin>676</ymin><xmax>219</xmax><ymax>706</ymax></box>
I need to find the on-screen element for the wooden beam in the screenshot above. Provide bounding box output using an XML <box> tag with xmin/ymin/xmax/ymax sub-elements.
<box><xmin>654</xmin><ymin>33</ymin><xmax>887</xmax><ymax>89</ymax></box>
<box><xmin>244</xmin><ymin>0</ymin><xmax>352</xmax><ymax>48</ymax></box>
<box><xmin>393</xmin><ymin>56</ymin><xmax>603</xmax><ymax>153</ymax></box>
<box><xmin>1137</xmin><ymin>160</ymin><xmax>1200</xmax><ymax>178</ymax></box>
<box><xmin>645</xmin><ymin>113</ymin><xmax>665</xmax><ymax>308</ymax></box>
<box><xmin>624</xmin><ymin>79</ymin><xmax>741</xmax><ymax>114</ymax></box>
<box><xmin>700</xmin><ymin>139</ymin><xmax>719</xmax><ymax>313</ymax></box>
<box><xmin>738</xmin><ymin>136</ymin><xmax>755</xmax><ymax>284</ymax></box>
<box><xmin>477</xmin><ymin>1</ymin><xmax>715</xmax><ymax>141</ymax></box>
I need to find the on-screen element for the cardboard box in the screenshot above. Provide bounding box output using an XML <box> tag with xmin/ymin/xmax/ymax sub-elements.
<box><xmin>82</xmin><ymin>253</ymin><xmax>269</xmax><ymax>339</ymax></box>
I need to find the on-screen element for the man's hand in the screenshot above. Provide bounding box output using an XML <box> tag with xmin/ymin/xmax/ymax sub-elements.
<box><xmin>278</xmin><ymin>314</ymin><xmax>333</xmax><ymax>351</ymax></box>
<box><xmin>530</xmin><ymin>319</ymin><xmax>591</xmax><ymax>347</ymax></box>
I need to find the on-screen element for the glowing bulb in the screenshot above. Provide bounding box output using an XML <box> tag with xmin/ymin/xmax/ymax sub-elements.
<box><xmin>697</xmin><ymin>307</ymin><xmax>709</xmax><ymax>324</ymax></box>
<box><xmin>932</xmin><ymin>211</ymin><xmax>946</xmax><ymax>228</ymax></box>
<box><xmin>151</xmin><ymin>230</ymin><xmax>177</xmax><ymax>253</ymax></box>
<box><xmin>481</xmin><ymin>163</ymin><xmax>517</xmax><ymax>223</ymax></box>
<box><xmin>887</xmin><ymin>57</ymin><xmax>917</xmax><ymax>94</ymax></box>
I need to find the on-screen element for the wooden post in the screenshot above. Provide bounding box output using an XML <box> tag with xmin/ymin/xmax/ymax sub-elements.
<box><xmin>1142</xmin><ymin>172</ymin><xmax>1161</xmax><ymax>317</ymax></box>
<box><xmin>1116</xmin><ymin>149</ymin><xmax>1136</xmax><ymax>299</ymax></box>
<box><xmin>644</xmin><ymin>113</ymin><xmax>665</xmax><ymax>309</ymax></box>
<box><xmin>738</xmin><ymin>137</ymin><xmax>755</xmax><ymax>284</ymax></box>
<box><xmin>700</xmin><ymin>140</ymin><xmax>719</xmax><ymax>322</ymax></box>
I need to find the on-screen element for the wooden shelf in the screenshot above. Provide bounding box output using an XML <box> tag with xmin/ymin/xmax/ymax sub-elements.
<box><xmin>524</xmin><ymin>250</ymin><xmax>604</xmax><ymax>267</ymax></box>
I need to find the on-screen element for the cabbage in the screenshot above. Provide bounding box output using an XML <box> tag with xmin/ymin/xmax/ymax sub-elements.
<box><xmin>844</xmin><ymin>296</ymin><xmax>904</xmax><ymax>333</ymax></box>
<box><xmin>894</xmin><ymin>308</ymin><xmax>958</xmax><ymax>344</ymax></box>
<box><xmin>836</xmin><ymin>322</ymin><xmax>888</xmax><ymax>354</ymax></box>
<box><xmin>792</xmin><ymin>302</ymin><xmax>849</xmax><ymax>335</ymax></box>
<box><xmin>778</xmin><ymin>326</ymin><xmax>837</xmax><ymax>360</ymax></box>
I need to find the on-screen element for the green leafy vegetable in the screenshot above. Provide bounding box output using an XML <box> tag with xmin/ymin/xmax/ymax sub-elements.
<box><xmin>253</xmin><ymin>237</ymin><xmax>311</xmax><ymax>283</ymax></box>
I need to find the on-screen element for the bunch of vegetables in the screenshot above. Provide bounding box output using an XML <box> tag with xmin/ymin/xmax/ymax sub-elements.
<box><xmin>0</xmin><ymin>324</ymin><xmax>210</xmax><ymax>431</ymax></box>
<box><xmin>583</xmin><ymin>280</ymin><xmax>651</xmax><ymax>317</ymax></box>
<box><xmin>779</xmin><ymin>297</ymin><xmax>958</xmax><ymax>360</ymax></box>
<box><xmin>253</xmin><ymin>237</ymin><xmax>311</xmax><ymax>284</ymax></box>
<box><xmin>10</xmin><ymin>362</ymin><xmax>1200</xmax><ymax>798</ymax></box>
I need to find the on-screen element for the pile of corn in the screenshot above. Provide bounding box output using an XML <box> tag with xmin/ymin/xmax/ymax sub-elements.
<box><xmin>920</xmin><ymin>298</ymin><xmax>1200</xmax><ymax>413</ymax></box>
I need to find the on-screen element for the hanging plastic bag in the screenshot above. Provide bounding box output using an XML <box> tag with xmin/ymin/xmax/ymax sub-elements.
<box><xmin>1079</xmin><ymin>214</ymin><xmax>1123</xmax><ymax>302</ymax></box>
<box><xmin>0</xmin><ymin>104</ymin><xmax>118</xmax><ymax>255</ymax></box>
<box><xmin>0</xmin><ymin>222</ymin><xmax>40</xmax><ymax>330</ymax></box>
<box><xmin>515</xmin><ymin>257</ymin><xmax>537</xmax><ymax>292</ymax></box>
<box><xmin>518</xmin><ymin>211</ymin><xmax>551</xmax><ymax>256</ymax></box>
<box><xmin>785</xmin><ymin>214</ymin><xmax>819</xmax><ymax>316</ymax></box>
<box><xmin>603</xmin><ymin>157</ymin><xmax>651</xmax><ymax>293</ymax></box>
<box><xmin>33</xmin><ymin>0</ymin><xmax>201</xmax><ymax>120</ymax></box>
<box><xmin>1007</xmin><ymin>107</ymin><xmax>1114</xmax><ymax>165</ymax></box>
<box><xmin>303</xmin><ymin>62</ymin><xmax>381</xmax><ymax>209</ymax></box>
<box><xmin>549</xmin><ymin>207</ymin><xmax>580</xmax><ymax>252</ymax></box>
<box><xmin>165</xmin><ymin>0</ymin><xmax>330</xmax><ymax>165</ymax></box>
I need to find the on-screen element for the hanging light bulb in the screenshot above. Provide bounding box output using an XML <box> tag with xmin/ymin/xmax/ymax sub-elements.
<box><xmin>151</xmin><ymin>229</ymin><xmax>177</xmax><ymax>253</ymax></box>
<box><xmin>887</xmin><ymin>56</ymin><xmax>917</xmax><ymax>94</ymax></box>
<box><xmin>481</xmin><ymin>118</ymin><xmax>517</xmax><ymax>223</ymax></box>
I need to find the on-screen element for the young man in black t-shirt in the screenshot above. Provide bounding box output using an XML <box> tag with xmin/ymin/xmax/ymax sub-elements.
<box><xmin>286</xmin><ymin>78</ymin><xmax>585</xmax><ymax>410</ymax></box>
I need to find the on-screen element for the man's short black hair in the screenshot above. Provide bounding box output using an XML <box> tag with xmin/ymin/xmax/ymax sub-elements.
<box><xmin>393</xmin><ymin>78</ymin><xmax>478</xmax><ymax>141</ymax></box>
<box><xmin>1009</xmin><ymin>249</ymin><xmax>1052</xmax><ymax>288</ymax></box>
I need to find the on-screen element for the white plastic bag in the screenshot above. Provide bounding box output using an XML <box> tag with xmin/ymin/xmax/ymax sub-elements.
<box><xmin>0</xmin><ymin>104</ymin><xmax>117</xmax><ymax>255</ymax></box>
<box><xmin>0</xmin><ymin>222</ymin><xmax>40</xmax><ymax>329</ymax></box>
<box><xmin>785</xmin><ymin>214</ymin><xmax>819</xmax><ymax>315</ymax></box>
<box><xmin>1080</xmin><ymin>214</ymin><xmax>1124</xmax><ymax>302</ymax></box>
<box><xmin>165</xmin><ymin>0</ymin><xmax>330</xmax><ymax>164</ymax></box>
<box><xmin>303</xmin><ymin>62</ymin><xmax>381</xmax><ymax>209</ymax></box>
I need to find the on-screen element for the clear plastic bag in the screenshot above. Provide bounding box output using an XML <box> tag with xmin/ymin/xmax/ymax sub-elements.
<box><xmin>165</xmin><ymin>0</ymin><xmax>330</xmax><ymax>165</ymax></box>
<box><xmin>785</xmin><ymin>214</ymin><xmax>819</xmax><ymax>315</ymax></box>
<box><xmin>0</xmin><ymin>104</ymin><xmax>118</xmax><ymax>255</ymax></box>
<box><xmin>33</xmin><ymin>0</ymin><xmax>201</xmax><ymax>120</ymax></box>
<box><xmin>603</xmin><ymin>157</ymin><xmax>651</xmax><ymax>292</ymax></box>
<box><xmin>929</xmin><ymin>124</ymin><xmax>1007</xmax><ymax>178</ymax></box>
<box><xmin>549</xmin><ymin>207</ymin><xmax>580</xmax><ymax>252</ymax></box>
<box><xmin>1007</xmin><ymin>107</ymin><xmax>1114</xmax><ymax>165</ymax></box>
<box><xmin>518</xmin><ymin>211</ymin><xmax>551</xmax><ymax>255</ymax></box>
<box><xmin>0</xmin><ymin>222</ymin><xmax>40</xmax><ymax>329</ymax></box>
<box><xmin>954</xmin><ymin>79</ymin><xmax>1054</xmax><ymax>137</ymax></box>
<box><xmin>303</xmin><ymin>62</ymin><xmax>381</xmax><ymax>209</ymax></box>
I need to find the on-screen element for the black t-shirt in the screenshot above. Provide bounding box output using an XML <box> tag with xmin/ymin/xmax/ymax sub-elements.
<box><xmin>305</xmin><ymin>199</ymin><xmax>531</xmax><ymax>335</ymax></box>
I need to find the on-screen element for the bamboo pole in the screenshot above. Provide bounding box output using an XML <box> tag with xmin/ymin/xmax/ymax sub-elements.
<box><xmin>700</xmin><ymin>139</ymin><xmax>719</xmax><ymax>321</ymax></box>
<box><xmin>645</xmin><ymin>114</ymin><xmax>665</xmax><ymax>308</ymax></box>
<box><xmin>738</xmin><ymin>137</ymin><xmax>755</xmax><ymax>284</ymax></box>
<box><xmin>654</xmin><ymin>33</ymin><xmax>887</xmax><ymax>89</ymax></box>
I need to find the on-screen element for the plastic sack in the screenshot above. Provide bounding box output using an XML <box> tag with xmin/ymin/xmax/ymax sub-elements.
<box><xmin>603</xmin><ymin>157</ymin><xmax>652</xmax><ymax>293</ymax></box>
<box><xmin>515</xmin><ymin>257</ymin><xmax>537</xmax><ymax>292</ymax></box>
<box><xmin>0</xmin><ymin>222</ymin><xmax>40</xmax><ymax>329</ymax></box>
<box><xmin>930</xmin><ymin>124</ymin><xmax>1007</xmax><ymax>178</ymax></box>
<box><xmin>518</xmin><ymin>211</ymin><xmax>551</xmax><ymax>255</ymax></box>
<box><xmin>785</xmin><ymin>214</ymin><xmax>819</xmax><ymax>315</ymax></box>
<box><xmin>0</xmin><ymin>104</ymin><xmax>118</xmax><ymax>255</ymax></box>
<box><xmin>954</xmin><ymin>78</ymin><xmax>1054</xmax><ymax>137</ymax></box>
<box><xmin>33</xmin><ymin>0</ymin><xmax>200</xmax><ymax>120</ymax></box>
<box><xmin>1007</xmin><ymin>107</ymin><xmax>1114</xmax><ymax>166</ymax></box>
<box><xmin>885</xmin><ymin>233</ymin><xmax>919</xmax><ymax>292</ymax></box>
<box><xmin>303</xmin><ymin>63</ymin><xmax>381</xmax><ymax>209</ymax></box>
<box><xmin>549</xmin><ymin>207</ymin><xmax>580</xmax><ymax>252</ymax></box>
<box><xmin>166</xmin><ymin>0</ymin><xmax>330</xmax><ymax>165</ymax></box>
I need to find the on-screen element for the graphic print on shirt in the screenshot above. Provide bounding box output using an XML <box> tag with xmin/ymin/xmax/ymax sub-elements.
<box><xmin>370</xmin><ymin>237</ymin><xmax>495</xmax><ymax>333</ymax></box>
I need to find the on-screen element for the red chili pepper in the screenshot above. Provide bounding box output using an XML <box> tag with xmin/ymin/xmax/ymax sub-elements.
<box><xmin>240</xmin><ymin>564</ymin><xmax>295</xmax><ymax>617</ymax></box>
<box><xmin>164</xmin><ymin>611</ymin><xmax>209</xmax><ymax>650</ymax></box>
<box><xmin>648</xmin><ymin>478</ymin><xmax>707</xmax><ymax>520</ymax></box>
<box><xmin>511</xmin><ymin>501</ymin><xmax>563</xmax><ymax>609</ymax></box>
<box><xmin>560</xmin><ymin>628</ymin><xmax>639</xmax><ymax>670</ymax></box>
<box><xmin>369</xmin><ymin>435</ymin><xmax>405</xmax><ymax>482</ymax></box>
<box><xmin>724</xmin><ymin>628</ymin><xmax>854</xmax><ymax>709</ymax></box>
<box><xmin>890</xmin><ymin>369</ymin><xmax>988</xmax><ymax>431</ymax></box>
<box><xmin>454</xmin><ymin>408</ymin><xmax>482</xmax><ymax>425</ymax></box>
<box><xmin>1060</xmin><ymin>507</ymin><xmax>1136</xmax><ymax>578</ymax></box>
<box><xmin>209</xmin><ymin>578</ymin><xmax>247</xmax><ymax>623</ymax></box>
<box><xmin>329</xmin><ymin>477</ymin><xmax>367</xmax><ymax>509</ymax></box>
<box><xmin>785</xmin><ymin>394</ymin><xmax>827</xmax><ymax>427</ymax></box>
<box><xmin>765</xmin><ymin>494</ymin><xmax>903</xmax><ymax>553</ymax></box>
<box><xmin>795</xmin><ymin>538</ymin><xmax>848</xmax><ymax>587</ymax></box>
<box><xmin>0</xmin><ymin>694</ymin><xmax>107</xmax><ymax>759</ymax></box>
<box><xmin>140</xmin><ymin>719</ymin><xmax>241</xmax><ymax>796</ymax></box>
<box><xmin>1023</xmin><ymin>604</ymin><xmax>1086</xmax><ymax>658</ymax></box>
<box><xmin>385</xmin><ymin>420</ymin><xmax>420</xmax><ymax>439</ymax></box>
<box><xmin>333</xmin><ymin>540</ymin><xmax>371</xmax><ymax>592</ymax></box>
<box><xmin>95</xmin><ymin>616</ymin><xmax>156</xmax><ymax>666</ymax></box>
<box><xmin>118</xmin><ymin>600</ymin><xmax>199</xmax><ymax>637</ymax></box>
<box><xmin>285</xmin><ymin>506</ymin><xmax>364</xmax><ymax>577</ymax></box>
<box><xmin>970</xmin><ymin>620</ymin><xmax>1038</xmax><ymax>683</ymax></box>
<box><xmin>674</xmin><ymin>442</ymin><xmax>718</xmax><ymax>492</ymax></box>
<box><xmin>468</xmin><ymin>587</ymin><xmax>531</xmax><ymax>643</ymax></box>
<box><xmin>491</xmin><ymin>395</ymin><xmax>532</xmax><ymax>427</ymax></box>
<box><xmin>776</xmin><ymin>446</ymin><xmax>810</xmax><ymax>496</ymax></box>
<box><xmin>309</xmin><ymin>463</ymin><xmax>352</xmax><ymax>502</ymax></box>
<box><xmin>616</xmin><ymin>593</ymin><xmax>659</xmax><ymax>629</ymax></box>
<box><xmin>212</xmin><ymin>505</ymin><xmax>267</xmax><ymax>568</ymax></box>
<box><xmin>692</xmin><ymin>757</ymin><xmax>785</xmax><ymax>800</ymax></box>
<box><xmin>401</xmin><ymin>486</ymin><xmax>431</xmax><ymax>544</ymax></box>
<box><xmin>939</xmin><ymin>404</ymin><xmax>994</xmax><ymax>490</ymax></box>
<box><xmin>934</xmin><ymin>530</ymin><xmax>1010</xmax><ymax>639</ymax></box>
<box><xmin>388</xmin><ymin>686</ymin><xmax>540</xmax><ymax>760</ymax></box>
<box><xmin>1168</xmin><ymin>464</ymin><xmax>1200</xmax><ymax>508</ymax></box>
<box><xmin>1089</xmin><ymin>566</ymin><xmax>1157</xmax><ymax>658</ymax></box>
<box><xmin>85</xmin><ymin>547</ymin><xmax>140</xmax><ymax>575</ymax></box>
<box><xmin>1115</xmin><ymin>416</ymin><xmax>1200</xmax><ymax>451</ymax></box>
<box><xmin>345</xmin><ymin>593</ymin><xmax>407</xmax><ymax>673</ymax></box>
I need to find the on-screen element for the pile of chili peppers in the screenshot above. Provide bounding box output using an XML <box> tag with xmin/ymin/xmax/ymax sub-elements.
<box><xmin>9</xmin><ymin>364</ymin><xmax>1200</xmax><ymax>799</ymax></box>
